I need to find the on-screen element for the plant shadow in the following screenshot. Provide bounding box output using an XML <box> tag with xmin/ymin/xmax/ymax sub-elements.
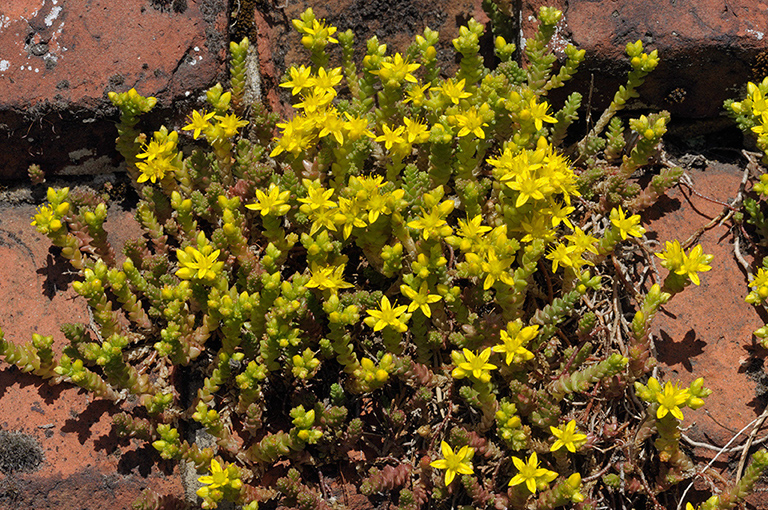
<box><xmin>0</xmin><ymin>365</ymin><xmax>68</xmax><ymax>404</ymax></box>
<box><xmin>655</xmin><ymin>329</ymin><xmax>706</xmax><ymax>373</ymax></box>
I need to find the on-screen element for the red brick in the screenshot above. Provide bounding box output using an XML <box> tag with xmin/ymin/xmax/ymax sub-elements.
<box><xmin>0</xmin><ymin>0</ymin><xmax>228</xmax><ymax>179</ymax></box>
<box><xmin>0</xmin><ymin>200</ymin><xmax>184</xmax><ymax>508</ymax></box>
<box><xmin>647</xmin><ymin>160</ymin><xmax>768</xmax><ymax>508</ymax></box>
<box><xmin>523</xmin><ymin>0</ymin><xmax>768</xmax><ymax>119</ymax></box>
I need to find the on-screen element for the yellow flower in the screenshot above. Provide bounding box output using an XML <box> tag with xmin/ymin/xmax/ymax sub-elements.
<box><xmin>655</xmin><ymin>239</ymin><xmax>685</xmax><ymax>271</ymax></box>
<box><xmin>407</xmin><ymin>200</ymin><xmax>455</xmax><ymax>241</ymax></box>
<box><xmin>214</xmin><ymin>113</ymin><xmax>249</xmax><ymax>138</ymax></box>
<box><xmin>308</xmin><ymin>207</ymin><xmax>338</xmax><ymax>235</ymax></box>
<box><xmin>523</xmin><ymin>97</ymin><xmax>557</xmax><ymax>131</ymax></box>
<box><xmin>403</xmin><ymin>81</ymin><xmax>430</xmax><ymax>106</ymax></box>
<box><xmin>309</xmin><ymin>66</ymin><xmax>343</xmax><ymax>95</ymax></box>
<box><xmin>305</xmin><ymin>263</ymin><xmax>354</xmax><ymax>293</ymax></box>
<box><xmin>246</xmin><ymin>183</ymin><xmax>291</xmax><ymax>217</ymax></box>
<box><xmin>371</xmin><ymin>53</ymin><xmax>420</xmax><ymax>86</ymax></box>
<box><xmin>363</xmin><ymin>295</ymin><xmax>410</xmax><ymax>333</ymax></box>
<box><xmin>546</xmin><ymin>243</ymin><xmax>577</xmax><ymax>273</ymax></box>
<box><xmin>656</xmin><ymin>241</ymin><xmax>713</xmax><ymax>286</ymax></box>
<box><xmin>610</xmin><ymin>207</ymin><xmax>645</xmax><ymax>240</ymax></box>
<box><xmin>480</xmin><ymin>249</ymin><xmax>515</xmax><ymax>289</ymax></box>
<box><xmin>437</xmin><ymin>77</ymin><xmax>472</xmax><ymax>104</ymax></box>
<box><xmin>454</xmin><ymin>106</ymin><xmax>488</xmax><ymax>138</ymax></box>
<box><xmin>565</xmin><ymin>228</ymin><xmax>599</xmax><ymax>255</ymax></box>
<box><xmin>677</xmin><ymin>244</ymin><xmax>713</xmax><ymax>286</ymax></box>
<box><xmin>280</xmin><ymin>64</ymin><xmax>313</xmax><ymax>95</ymax></box>
<box><xmin>400</xmin><ymin>281</ymin><xmax>442</xmax><ymax>317</ymax></box>
<box><xmin>546</xmin><ymin>201</ymin><xmax>576</xmax><ymax>229</ymax></box>
<box><xmin>343</xmin><ymin>113</ymin><xmax>374</xmax><ymax>141</ymax></box>
<box><xmin>176</xmin><ymin>245</ymin><xmax>223</xmax><ymax>282</ymax></box>
<box><xmin>750</xmin><ymin>81</ymin><xmax>768</xmax><ymax>116</ymax></box>
<box><xmin>294</xmin><ymin>89</ymin><xmax>334</xmax><ymax>114</ymax></box>
<box><xmin>363</xmin><ymin>188</ymin><xmax>392</xmax><ymax>224</ymax></box>
<box><xmin>550</xmin><ymin>420</ymin><xmax>588</xmax><ymax>453</ymax></box>
<box><xmin>457</xmin><ymin>215</ymin><xmax>492</xmax><ymax>240</ymax></box>
<box><xmin>298</xmin><ymin>180</ymin><xmax>336</xmax><ymax>214</ymax></box>
<box><xmin>508</xmin><ymin>452</ymin><xmax>558</xmax><ymax>494</ymax></box>
<box><xmin>137</xmin><ymin>139</ymin><xmax>172</xmax><ymax>161</ymax></box>
<box><xmin>451</xmin><ymin>347</ymin><xmax>497</xmax><ymax>383</ymax></box>
<box><xmin>182</xmin><ymin>110</ymin><xmax>215</xmax><ymax>139</ymax></box>
<box><xmin>301</xmin><ymin>18</ymin><xmax>338</xmax><ymax>44</ymax></box>
<box><xmin>402</xmin><ymin>117</ymin><xmax>430</xmax><ymax>144</ymax></box>
<box><xmin>317</xmin><ymin>109</ymin><xmax>345</xmax><ymax>145</ymax></box>
<box><xmin>493</xmin><ymin>320</ymin><xmax>537</xmax><ymax>365</ymax></box>
<box><xmin>504</xmin><ymin>171</ymin><xmax>549</xmax><ymax>207</ymax></box>
<box><xmin>31</xmin><ymin>204</ymin><xmax>63</xmax><ymax>233</ymax></box>
<box><xmin>520</xmin><ymin>213</ymin><xmax>557</xmax><ymax>244</ymax></box>
<box><xmin>747</xmin><ymin>267</ymin><xmax>768</xmax><ymax>304</ymax></box>
<box><xmin>429</xmin><ymin>441</ymin><xmax>474</xmax><ymax>485</ymax></box>
<box><xmin>197</xmin><ymin>459</ymin><xmax>242</xmax><ymax>499</ymax></box>
<box><xmin>136</xmin><ymin>157</ymin><xmax>174</xmax><ymax>184</ymax></box>
<box><xmin>334</xmin><ymin>196</ymin><xmax>368</xmax><ymax>239</ymax></box>
<box><xmin>655</xmin><ymin>379</ymin><xmax>690</xmax><ymax>420</ymax></box>
<box><xmin>375</xmin><ymin>123</ymin><xmax>406</xmax><ymax>150</ymax></box>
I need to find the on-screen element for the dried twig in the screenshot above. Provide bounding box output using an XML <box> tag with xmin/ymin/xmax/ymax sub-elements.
<box><xmin>677</xmin><ymin>415</ymin><xmax>765</xmax><ymax>510</ymax></box>
<box><xmin>736</xmin><ymin>407</ymin><xmax>768</xmax><ymax>481</ymax></box>
<box><xmin>674</xmin><ymin>153</ymin><xmax>752</xmax><ymax>249</ymax></box>
<box><xmin>734</xmin><ymin>233</ymin><xmax>753</xmax><ymax>280</ymax></box>
<box><xmin>680</xmin><ymin>432</ymin><xmax>768</xmax><ymax>453</ymax></box>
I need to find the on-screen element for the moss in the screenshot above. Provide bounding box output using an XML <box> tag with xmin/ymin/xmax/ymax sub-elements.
<box><xmin>0</xmin><ymin>429</ymin><xmax>44</xmax><ymax>475</ymax></box>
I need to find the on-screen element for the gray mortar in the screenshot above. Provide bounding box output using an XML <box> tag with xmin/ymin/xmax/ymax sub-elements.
<box><xmin>179</xmin><ymin>428</ymin><xmax>238</xmax><ymax>509</ymax></box>
<box><xmin>244</xmin><ymin>43</ymin><xmax>262</xmax><ymax>106</ymax></box>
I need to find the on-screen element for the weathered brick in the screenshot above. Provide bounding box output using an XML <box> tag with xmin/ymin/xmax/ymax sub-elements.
<box><xmin>0</xmin><ymin>0</ymin><xmax>228</xmax><ymax>179</ymax></box>
<box><xmin>0</xmin><ymin>199</ymin><xmax>184</xmax><ymax>508</ymax></box>
<box><xmin>522</xmin><ymin>0</ymin><xmax>768</xmax><ymax>120</ymax></box>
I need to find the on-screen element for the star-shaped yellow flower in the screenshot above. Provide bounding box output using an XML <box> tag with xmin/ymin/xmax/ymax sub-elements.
<box><xmin>437</xmin><ymin>77</ymin><xmax>472</xmax><ymax>105</ymax></box>
<box><xmin>429</xmin><ymin>441</ymin><xmax>474</xmax><ymax>485</ymax></box>
<box><xmin>508</xmin><ymin>452</ymin><xmax>558</xmax><ymax>494</ymax></box>
<box><xmin>246</xmin><ymin>183</ymin><xmax>292</xmax><ymax>217</ymax></box>
<box><xmin>371</xmin><ymin>53</ymin><xmax>420</xmax><ymax>85</ymax></box>
<box><xmin>677</xmin><ymin>244</ymin><xmax>713</xmax><ymax>286</ymax></box>
<box><xmin>176</xmin><ymin>245</ymin><xmax>223</xmax><ymax>282</ymax></box>
<box><xmin>493</xmin><ymin>320</ymin><xmax>537</xmax><ymax>365</ymax></box>
<box><xmin>182</xmin><ymin>109</ymin><xmax>215</xmax><ymax>139</ymax></box>
<box><xmin>610</xmin><ymin>206</ymin><xmax>645</xmax><ymax>240</ymax></box>
<box><xmin>400</xmin><ymin>281</ymin><xmax>442</xmax><ymax>317</ymax></box>
<box><xmin>305</xmin><ymin>263</ymin><xmax>354</xmax><ymax>293</ymax></box>
<box><xmin>375</xmin><ymin>123</ymin><xmax>406</xmax><ymax>150</ymax></box>
<box><xmin>454</xmin><ymin>106</ymin><xmax>488</xmax><ymax>139</ymax></box>
<box><xmin>197</xmin><ymin>459</ymin><xmax>242</xmax><ymax>500</ymax></box>
<box><xmin>214</xmin><ymin>113</ymin><xmax>249</xmax><ymax>138</ymax></box>
<box><xmin>279</xmin><ymin>64</ymin><xmax>312</xmax><ymax>95</ymax></box>
<box><xmin>550</xmin><ymin>419</ymin><xmax>588</xmax><ymax>453</ymax></box>
<box><xmin>655</xmin><ymin>379</ymin><xmax>690</xmax><ymax>421</ymax></box>
<box><xmin>363</xmin><ymin>295</ymin><xmax>410</xmax><ymax>333</ymax></box>
<box><xmin>451</xmin><ymin>347</ymin><xmax>497</xmax><ymax>383</ymax></box>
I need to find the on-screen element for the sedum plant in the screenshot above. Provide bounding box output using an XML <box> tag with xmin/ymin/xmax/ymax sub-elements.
<box><xmin>2</xmin><ymin>5</ymin><xmax>764</xmax><ymax>510</ymax></box>
<box><xmin>728</xmin><ymin>80</ymin><xmax>768</xmax><ymax>348</ymax></box>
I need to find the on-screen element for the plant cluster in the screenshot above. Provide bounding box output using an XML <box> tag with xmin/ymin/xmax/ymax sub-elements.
<box><xmin>3</xmin><ymin>4</ymin><xmax>768</xmax><ymax>510</ymax></box>
<box><xmin>727</xmin><ymin>80</ymin><xmax>768</xmax><ymax>347</ymax></box>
